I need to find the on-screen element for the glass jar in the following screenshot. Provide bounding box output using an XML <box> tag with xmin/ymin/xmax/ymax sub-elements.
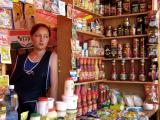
<box><xmin>123</xmin><ymin>43</ymin><xmax>132</xmax><ymax>58</ymax></box>
<box><xmin>122</xmin><ymin>0</ymin><xmax>131</xmax><ymax>14</ymax></box>
<box><xmin>118</xmin><ymin>25</ymin><xmax>124</xmax><ymax>36</ymax></box>
<box><xmin>140</xmin><ymin>2</ymin><xmax>147</xmax><ymax>12</ymax></box>
<box><xmin>106</xmin><ymin>26</ymin><xmax>112</xmax><ymax>37</ymax></box>
<box><xmin>112</xmin><ymin>28</ymin><xmax>117</xmax><ymax>37</ymax></box>
<box><xmin>131</xmin><ymin>0</ymin><xmax>139</xmax><ymax>13</ymax></box>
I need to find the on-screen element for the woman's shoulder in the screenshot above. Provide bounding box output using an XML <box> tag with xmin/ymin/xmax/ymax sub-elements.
<box><xmin>49</xmin><ymin>51</ymin><xmax>57</xmax><ymax>66</ymax></box>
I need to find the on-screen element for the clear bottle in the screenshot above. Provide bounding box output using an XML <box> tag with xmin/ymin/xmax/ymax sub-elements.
<box><xmin>5</xmin><ymin>85</ymin><xmax>18</xmax><ymax>120</ymax></box>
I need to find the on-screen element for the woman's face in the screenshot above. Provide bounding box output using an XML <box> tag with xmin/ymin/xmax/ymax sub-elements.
<box><xmin>31</xmin><ymin>27</ymin><xmax>50</xmax><ymax>50</ymax></box>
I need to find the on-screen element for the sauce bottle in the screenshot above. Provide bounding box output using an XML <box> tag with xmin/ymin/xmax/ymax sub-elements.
<box><xmin>120</xmin><ymin>59</ymin><xmax>127</xmax><ymax>80</ymax></box>
<box><xmin>139</xmin><ymin>59</ymin><xmax>146</xmax><ymax>81</ymax></box>
<box><xmin>130</xmin><ymin>60</ymin><xmax>136</xmax><ymax>81</ymax></box>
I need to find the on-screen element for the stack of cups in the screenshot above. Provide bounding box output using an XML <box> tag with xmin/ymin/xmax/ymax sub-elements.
<box><xmin>62</xmin><ymin>78</ymin><xmax>78</xmax><ymax>120</ymax></box>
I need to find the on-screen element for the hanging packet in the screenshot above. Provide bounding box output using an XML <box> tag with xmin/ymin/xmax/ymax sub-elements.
<box><xmin>0</xmin><ymin>45</ymin><xmax>11</xmax><ymax>64</ymax></box>
<box><xmin>34</xmin><ymin>0</ymin><xmax>44</xmax><ymax>10</ymax></box>
<box><xmin>0</xmin><ymin>0</ymin><xmax>13</xmax><ymax>9</ymax></box>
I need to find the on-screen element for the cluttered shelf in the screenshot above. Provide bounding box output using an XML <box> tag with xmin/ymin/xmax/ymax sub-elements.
<box><xmin>103</xmin><ymin>57</ymin><xmax>149</xmax><ymax>61</ymax></box>
<box><xmin>99</xmin><ymin>11</ymin><xmax>149</xmax><ymax>19</ymax></box>
<box><xmin>98</xmin><ymin>34</ymin><xmax>148</xmax><ymax>40</ymax></box>
<box><xmin>74</xmin><ymin>5</ymin><xmax>102</xmax><ymax>17</ymax></box>
<box><xmin>77</xmin><ymin>30</ymin><xmax>105</xmax><ymax>38</ymax></box>
<box><xmin>74</xmin><ymin>79</ymin><xmax>105</xmax><ymax>85</ymax></box>
<box><xmin>102</xmin><ymin>80</ymin><xmax>158</xmax><ymax>85</ymax></box>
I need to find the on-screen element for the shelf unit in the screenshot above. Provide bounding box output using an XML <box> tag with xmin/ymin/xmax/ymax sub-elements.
<box><xmin>103</xmin><ymin>57</ymin><xmax>149</xmax><ymax>61</ymax></box>
<box><xmin>74</xmin><ymin>5</ymin><xmax>102</xmax><ymax>17</ymax></box>
<box><xmin>77</xmin><ymin>30</ymin><xmax>105</xmax><ymax>38</ymax></box>
<box><xmin>98</xmin><ymin>34</ymin><xmax>148</xmax><ymax>40</ymax></box>
<box><xmin>99</xmin><ymin>11</ymin><xmax>149</xmax><ymax>19</ymax></box>
<box><xmin>74</xmin><ymin>79</ymin><xmax>105</xmax><ymax>85</ymax></box>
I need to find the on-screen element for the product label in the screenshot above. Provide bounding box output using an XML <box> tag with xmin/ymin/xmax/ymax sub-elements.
<box><xmin>120</xmin><ymin>74</ymin><xmax>126</xmax><ymax>80</ymax></box>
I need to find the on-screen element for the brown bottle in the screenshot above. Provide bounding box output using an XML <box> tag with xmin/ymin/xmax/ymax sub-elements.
<box><xmin>130</xmin><ymin>60</ymin><xmax>136</xmax><ymax>81</ymax></box>
<box><xmin>139</xmin><ymin>59</ymin><xmax>146</xmax><ymax>81</ymax></box>
<box><xmin>111</xmin><ymin>60</ymin><xmax>117</xmax><ymax>80</ymax></box>
<box><xmin>120</xmin><ymin>59</ymin><xmax>127</xmax><ymax>80</ymax></box>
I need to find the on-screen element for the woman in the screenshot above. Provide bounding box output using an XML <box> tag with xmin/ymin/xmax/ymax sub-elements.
<box><xmin>10</xmin><ymin>23</ymin><xmax>58</xmax><ymax>119</ymax></box>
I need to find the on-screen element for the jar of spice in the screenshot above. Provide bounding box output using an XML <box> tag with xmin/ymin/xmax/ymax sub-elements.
<box><xmin>113</xmin><ymin>28</ymin><xmax>117</xmax><ymax>37</ymax></box>
<box><xmin>131</xmin><ymin>0</ymin><xmax>139</xmax><ymax>13</ymax></box>
<box><xmin>118</xmin><ymin>25</ymin><xmax>124</xmax><ymax>36</ymax></box>
<box><xmin>123</xmin><ymin>43</ymin><xmax>132</xmax><ymax>58</ymax></box>
<box><xmin>106</xmin><ymin>26</ymin><xmax>112</xmax><ymax>37</ymax></box>
<box><xmin>123</xmin><ymin>0</ymin><xmax>131</xmax><ymax>14</ymax></box>
<box><xmin>140</xmin><ymin>2</ymin><xmax>147</xmax><ymax>12</ymax></box>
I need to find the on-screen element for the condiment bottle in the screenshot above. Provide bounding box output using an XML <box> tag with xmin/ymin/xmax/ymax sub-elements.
<box><xmin>120</xmin><ymin>59</ymin><xmax>127</xmax><ymax>80</ymax></box>
<box><xmin>37</xmin><ymin>97</ymin><xmax>48</xmax><ymax>116</ymax></box>
<box><xmin>139</xmin><ymin>59</ymin><xmax>146</xmax><ymax>81</ymax></box>
<box><xmin>129</xmin><ymin>60</ymin><xmax>136</xmax><ymax>81</ymax></box>
<box><xmin>123</xmin><ymin>43</ymin><xmax>132</xmax><ymax>58</ymax></box>
<box><xmin>30</xmin><ymin>113</ymin><xmax>41</xmax><ymax>120</ymax></box>
<box><xmin>111</xmin><ymin>60</ymin><xmax>117</xmax><ymax>80</ymax></box>
<box><xmin>87</xmin><ymin>88</ymin><xmax>92</xmax><ymax>112</ymax></box>
<box><xmin>131</xmin><ymin>0</ymin><xmax>139</xmax><ymax>13</ymax></box>
<box><xmin>133</xmin><ymin>38</ymin><xmax>139</xmax><ymax>58</ymax></box>
<box><xmin>122</xmin><ymin>0</ymin><xmax>131</xmax><ymax>14</ymax></box>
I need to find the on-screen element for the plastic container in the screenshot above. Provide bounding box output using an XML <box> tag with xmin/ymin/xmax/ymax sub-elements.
<box><xmin>37</xmin><ymin>97</ymin><xmax>48</xmax><ymax>116</ymax></box>
<box><xmin>30</xmin><ymin>113</ymin><xmax>41</xmax><ymax>120</ymax></box>
<box><xmin>47</xmin><ymin>98</ymin><xmax>54</xmax><ymax>110</ymax></box>
<box><xmin>56</xmin><ymin>101</ymin><xmax>67</xmax><ymax>111</ymax></box>
<box><xmin>62</xmin><ymin>95</ymin><xmax>78</xmax><ymax>110</ymax></box>
<box><xmin>64</xmin><ymin>78</ymin><xmax>74</xmax><ymax>96</ymax></box>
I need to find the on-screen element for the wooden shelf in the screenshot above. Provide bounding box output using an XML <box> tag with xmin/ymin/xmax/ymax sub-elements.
<box><xmin>77</xmin><ymin>30</ymin><xmax>105</xmax><ymax>38</ymax></box>
<box><xmin>74</xmin><ymin>5</ymin><xmax>102</xmax><ymax>17</ymax></box>
<box><xmin>78</xmin><ymin>56</ymin><xmax>105</xmax><ymax>59</ymax></box>
<box><xmin>99</xmin><ymin>11</ymin><xmax>149</xmax><ymax>19</ymax></box>
<box><xmin>74</xmin><ymin>79</ymin><xmax>105</xmax><ymax>85</ymax></box>
<box><xmin>102</xmin><ymin>80</ymin><xmax>158</xmax><ymax>84</ymax></box>
<box><xmin>104</xmin><ymin>57</ymin><xmax>149</xmax><ymax>61</ymax></box>
<box><xmin>98</xmin><ymin>34</ymin><xmax>148</xmax><ymax>40</ymax></box>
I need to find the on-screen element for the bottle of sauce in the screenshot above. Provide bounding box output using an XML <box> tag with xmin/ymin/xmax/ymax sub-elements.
<box><xmin>111</xmin><ymin>60</ymin><xmax>117</xmax><ymax>80</ymax></box>
<box><xmin>87</xmin><ymin>88</ymin><xmax>92</xmax><ymax>112</ymax></box>
<box><xmin>120</xmin><ymin>59</ymin><xmax>127</xmax><ymax>80</ymax></box>
<box><xmin>130</xmin><ymin>60</ymin><xmax>136</xmax><ymax>81</ymax></box>
<box><xmin>139</xmin><ymin>59</ymin><xmax>146</xmax><ymax>81</ymax></box>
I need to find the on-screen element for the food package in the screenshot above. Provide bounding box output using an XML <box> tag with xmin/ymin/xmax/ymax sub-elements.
<box><xmin>133</xmin><ymin>95</ymin><xmax>143</xmax><ymax>107</ymax></box>
<box><xmin>0</xmin><ymin>0</ymin><xmax>13</xmax><ymax>8</ymax></box>
<box><xmin>34</xmin><ymin>0</ymin><xmax>44</xmax><ymax>9</ymax></box>
<box><xmin>44</xmin><ymin>0</ymin><xmax>59</xmax><ymax>14</ymax></box>
<box><xmin>124</xmin><ymin>95</ymin><xmax>134</xmax><ymax>107</ymax></box>
<box><xmin>0</xmin><ymin>9</ymin><xmax>12</xmax><ymax>29</ymax></box>
<box><xmin>12</xmin><ymin>2</ymin><xmax>25</xmax><ymax>29</ymax></box>
<box><xmin>24</xmin><ymin>3</ymin><xmax>35</xmax><ymax>29</ymax></box>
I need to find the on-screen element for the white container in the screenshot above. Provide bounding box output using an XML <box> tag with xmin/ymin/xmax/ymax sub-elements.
<box><xmin>57</xmin><ymin>111</ymin><xmax>66</xmax><ymax>117</ymax></box>
<box><xmin>143</xmin><ymin>102</ymin><xmax>154</xmax><ymax>110</ymax></box>
<box><xmin>48</xmin><ymin>98</ymin><xmax>54</xmax><ymax>110</ymax></box>
<box><xmin>64</xmin><ymin>78</ymin><xmax>74</xmax><ymax>96</ymax></box>
<box><xmin>37</xmin><ymin>97</ymin><xmax>48</xmax><ymax>116</ymax></box>
<box><xmin>56</xmin><ymin>101</ymin><xmax>67</xmax><ymax>111</ymax></box>
<box><xmin>62</xmin><ymin>95</ymin><xmax>78</xmax><ymax>110</ymax></box>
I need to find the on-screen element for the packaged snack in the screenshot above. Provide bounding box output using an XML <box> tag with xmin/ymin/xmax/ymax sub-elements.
<box><xmin>124</xmin><ymin>95</ymin><xmax>134</xmax><ymax>107</ymax></box>
<box><xmin>0</xmin><ymin>9</ymin><xmax>12</xmax><ymax>29</ymax></box>
<box><xmin>0</xmin><ymin>45</ymin><xmax>11</xmax><ymax>64</ymax></box>
<box><xmin>44</xmin><ymin>0</ymin><xmax>59</xmax><ymax>14</ymax></box>
<box><xmin>0</xmin><ymin>0</ymin><xmax>13</xmax><ymax>8</ymax></box>
<box><xmin>0</xmin><ymin>29</ymin><xmax>10</xmax><ymax>45</ymax></box>
<box><xmin>133</xmin><ymin>95</ymin><xmax>143</xmax><ymax>107</ymax></box>
<box><xmin>26</xmin><ymin>0</ymin><xmax>34</xmax><ymax>4</ymax></box>
<box><xmin>24</xmin><ymin>3</ymin><xmax>35</xmax><ymax>29</ymax></box>
<box><xmin>34</xmin><ymin>0</ymin><xmax>44</xmax><ymax>9</ymax></box>
<box><xmin>12</xmin><ymin>2</ymin><xmax>25</xmax><ymax>29</ymax></box>
<box><xmin>0</xmin><ymin>75</ymin><xmax>9</xmax><ymax>99</ymax></box>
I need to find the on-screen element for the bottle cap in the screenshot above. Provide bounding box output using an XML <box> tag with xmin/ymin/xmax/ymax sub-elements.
<box><xmin>9</xmin><ymin>85</ymin><xmax>14</xmax><ymax>89</ymax></box>
<box><xmin>38</xmin><ymin>97</ymin><xmax>48</xmax><ymax>101</ymax></box>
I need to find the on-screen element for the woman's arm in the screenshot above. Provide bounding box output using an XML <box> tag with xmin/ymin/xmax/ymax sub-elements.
<box><xmin>49</xmin><ymin>51</ymin><xmax>58</xmax><ymax>100</ymax></box>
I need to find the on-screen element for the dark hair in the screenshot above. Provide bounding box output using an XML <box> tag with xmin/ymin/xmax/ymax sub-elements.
<box><xmin>30</xmin><ymin>23</ymin><xmax>51</xmax><ymax>37</ymax></box>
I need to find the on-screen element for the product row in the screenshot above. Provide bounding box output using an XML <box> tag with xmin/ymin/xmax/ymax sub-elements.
<box><xmin>74</xmin><ymin>0</ymin><xmax>151</xmax><ymax>16</ymax></box>
<box><xmin>75</xmin><ymin>84</ymin><xmax>158</xmax><ymax>118</ymax></box>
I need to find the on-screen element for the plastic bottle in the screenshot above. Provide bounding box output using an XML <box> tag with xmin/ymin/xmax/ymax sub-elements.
<box><xmin>5</xmin><ymin>85</ymin><xmax>18</xmax><ymax>120</ymax></box>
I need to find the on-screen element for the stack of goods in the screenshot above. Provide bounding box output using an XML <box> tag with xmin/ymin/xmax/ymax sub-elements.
<box><xmin>105</xmin><ymin>16</ymin><xmax>146</xmax><ymax>37</ymax></box>
<box><xmin>34</xmin><ymin>0</ymin><xmax>59</xmax><ymax>14</ymax></box>
<box><xmin>75</xmin><ymin>18</ymin><xmax>104</xmax><ymax>35</ymax></box>
<box><xmin>70</xmin><ymin>39</ymin><xmax>105</xmax><ymax>83</ymax></box>
<box><xmin>60</xmin><ymin>78</ymin><xmax>78</xmax><ymax>119</ymax></box>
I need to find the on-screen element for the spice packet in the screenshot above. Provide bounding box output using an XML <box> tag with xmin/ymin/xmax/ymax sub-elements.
<box><xmin>0</xmin><ymin>75</ymin><xmax>9</xmax><ymax>100</ymax></box>
<box><xmin>20</xmin><ymin>111</ymin><xmax>29</xmax><ymax>120</ymax></box>
<box><xmin>0</xmin><ymin>45</ymin><xmax>11</xmax><ymax>64</ymax></box>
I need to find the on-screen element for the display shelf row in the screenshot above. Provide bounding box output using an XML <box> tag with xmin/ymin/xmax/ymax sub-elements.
<box><xmin>74</xmin><ymin>79</ymin><xmax>158</xmax><ymax>86</ymax></box>
<box><xmin>78</xmin><ymin>57</ymin><xmax>150</xmax><ymax>61</ymax></box>
<box><xmin>77</xmin><ymin>30</ymin><xmax>148</xmax><ymax>39</ymax></box>
<box><xmin>74</xmin><ymin>5</ymin><xmax>149</xmax><ymax>19</ymax></box>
